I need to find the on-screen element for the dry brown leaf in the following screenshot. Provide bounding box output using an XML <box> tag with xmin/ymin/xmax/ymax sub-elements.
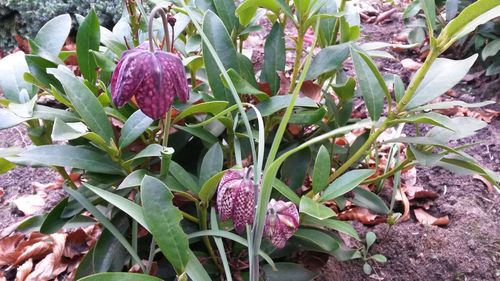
<box><xmin>375</xmin><ymin>8</ymin><xmax>398</xmax><ymax>23</ymax></box>
<box><xmin>13</xmin><ymin>194</ymin><xmax>46</xmax><ymax>216</ymax></box>
<box><xmin>473</xmin><ymin>174</ymin><xmax>494</xmax><ymax>193</ymax></box>
<box><xmin>277</xmin><ymin>71</ymin><xmax>291</xmax><ymax>95</ymax></box>
<box><xmin>414</xmin><ymin>208</ymin><xmax>449</xmax><ymax>226</ymax></box>
<box><xmin>399</xmin><ymin>188</ymin><xmax>411</xmax><ymax>222</ymax></box>
<box><xmin>338</xmin><ymin>207</ymin><xmax>386</xmax><ymax>225</ymax></box>
<box><xmin>0</xmin><ymin>234</ymin><xmax>25</xmax><ymax>265</ymax></box>
<box><xmin>401</xmin><ymin>58</ymin><xmax>422</xmax><ymax>71</ymax></box>
<box><xmin>14</xmin><ymin>241</ymin><xmax>52</xmax><ymax>266</ymax></box>
<box><xmin>435</xmin><ymin>107</ymin><xmax>500</xmax><ymax>123</ymax></box>
<box><xmin>16</xmin><ymin>258</ymin><xmax>33</xmax><ymax>281</ymax></box>
<box><xmin>64</xmin><ymin>229</ymin><xmax>90</xmax><ymax>259</ymax></box>
<box><xmin>300</xmin><ymin>81</ymin><xmax>322</xmax><ymax>103</ymax></box>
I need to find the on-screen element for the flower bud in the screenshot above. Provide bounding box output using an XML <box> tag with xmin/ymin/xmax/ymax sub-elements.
<box><xmin>111</xmin><ymin>43</ymin><xmax>188</xmax><ymax>119</ymax></box>
<box><xmin>264</xmin><ymin>199</ymin><xmax>299</xmax><ymax>248</ymax></box>
<box><xmin>216</xmin><ymin>168</ymin><xmax>255</xmax><ymax>233</ymax></box>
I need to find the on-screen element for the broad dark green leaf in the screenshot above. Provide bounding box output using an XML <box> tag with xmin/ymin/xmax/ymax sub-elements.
<box><xmin>77</xmin><ymin>9</ymin><xmax>101</xmax><ymax>83</ymax></box>
<box><xmin>306</xmin><ymin>44</ymin><xmax>350</xmax><ymax>80</ymax></box>
<box><xmin>34</xmin><ymin>14</ymin><xmax>72</xmax><ymax>55</ymax></box>
<box><xmin>350</xmin><ymin>48</ymin><xmax>385</xmax><ymax>121</ymax></box>
<box><xmin>186</xmin><ymin>251</ymin><xmax>212</xmax><ymax>281</ymax></box>
<box><xmin>261</xmin><ymin>23</ymin><xmax>285</xmax><ymax>95</ymax></box>
<box><xmin>40</xmin><ymin>198</ymin><xmax>69</xmax><ymax>234</ymax></box>
<box><xmin>173</xmin><ymin>101</ymin><xmax>229</xmax><ymax>123</ymax></box>
<box><xmin>92</xmin><ymin>214</ymin><xmax>130</xmax><ymax>273</ymax></box>
<box><xmin>293</xmin><ymin>228</ymin><xmax>339</xmax><ymax>252</ymax></box>
<box><xmin>321</xmin><ymin>169</ymin><xmax>375</xmax><ymax>202</ymax></box>
<box><xmin>199</xmin><ymin>170</ymin><xmax>226</xmax><ymax>203</ymax></box>
<box><xmin>273</xmin><ymin>179</ymin><xmax>301</xmax><ymax>205</ymax></box>
<box><xmin>299</xmin><ymin>196</ymin><xmax>336</xmax><ymax>220</ymax></box>
<box><xmin>213</xmin><ymin>0</ymin><xmax>239</xmax><ymax>33</ymax></box>
<box><xmin>224</xmin><ymin>68</ymin><xmax>269</xmax><ymax>101</ymax></box>
<box><xmin>351</xmin><ymin>187</ymin><xmax>389</xmax><ymax>214</ymax></box>
<box><xmin>141</xmin><ymin>176</ymin><xmax>189</xmax><ymax>273</ymax></box>
<box><xmin>19</xmin><ymin>145</ymin><xmax>123</xmax><ymax>175</ymax></box>
<box><xmin>124</xmin><ymin>144</ymin><xmax>163</xmax><ymax>164</ymax></box>
<box><xmin>85</xmin><ymin>183</ymin><xmax>149</xmax><ymax>231</ymax></box>
<box><xmin>406</xmin><ymin>55</ymin><xmax>478</xmax><ymax>109</ymax></box>
<box><xmin>438</xmin><ymin>0</ymin><xmax>500</xmax><ymax>47</ymax></box>
<box><xmin>170</xmin><ymin>161</ymin><xmax>199</xmax><ymax>193</ymax></box>
<box><xmin>419</xmin><ymin>0</ymin><xmax>437</xmax><ymax>31</ymax></box>
<box><xmin>312</xmin><ymin>145</ymin><xmax>330</xmax><ymax>194</ymax></box>
<box><xmin>25</xmin><ymin>55</ymin><xmax>62</xmax><ymax>92</ymax></box>
<box><xmin>174</xmin><ymin>125</ymin><xmax>219</xmax><ymax>145</ymax></box>
<box><xmin>48</xmin><ymin>67</ymin><xmax>114</xmax><ymax>142</ymax></box>
<box><xmin>78</xmin><ymin>273</ymin><xmax>163</xmax><ymax>281</ymax></box>
<box><xmin>202</xmin><ymin>11</ymin><xmax>239</xmax><ymax>102</ymax></box>
<box><xmin>301</xmin><ymin>215</ymin><xmax>359</xmax><ymax>240</ymax></box>
<box><xmin>246</xmin><ymin>95</ymin><xmax>317</xmax><ymax>120</ymax></box>
<box><xmin>263</xmin><ymin>262</ymin><xmax>317</xmax><ymax>281</ymax></box>
<box><xmin>64</xmin><ymin>185</ymin><xmax>144</xmax><ymax>272</ymax></box>
<box><xmin>409</xmin><ymin>145</ymin><xmax>444</xmax><ymax>167</ymax></box>
<box><xmin>199</xmin><ymin>143</ymin><xmax>223</xmax><ymax>186</ymax></box>
<box><xmin>0</xmin><ymin>52</ymin><xmax>34</xmax><ymax>102</ymax></box>
<box><xmin>318</xmin><ymin>1</ymin><xmax>338</xmax><ymax>47</ymax></box>
<box><xmin>119</xmin><ymin>110</ymin><xmax>153</xmax><ymax>149</ymax></box>
<box><xmin>117</xmin><ymin>169</ymin><xmax>148</xmax><ymax>190</ymax></box>
<box><xmin>289</xmin><ymin>107</ymin><xmax>327</xmax><ymax>125</ymax></box>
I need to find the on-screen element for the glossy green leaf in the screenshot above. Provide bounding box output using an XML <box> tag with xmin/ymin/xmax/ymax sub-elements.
<box><xmin>371</xmin><ymin>254</ymin><xmax>387</xmax><ymax>263</ymax></box>
<box><xmin>482</xmin><ymin>39</ymin><xmax>500</xmax><ymax>60</ymax></box>
<box><xmin>246</xmin><ymin>95</ymin><xmax>317</xmax><ymax>120</ymax></box>
<box><xmin>19</xmin><ymin>145</ymin><xmax>123</xmax><ymax>175</ymax></box>
<box><xmin>0</xmin><ymin>52</ymin><xmax>34</xmax><ymax>102</ymax></box>
<box><xmin>261</xmin><ymin>23</ymin><xmax>285</xmax><ymax>95</ymax></box>
<box><xmin>199</xmin><ymin>170</ymin><xmax>226</xmax><ymax>203</ymax></box>
<box><xmin>91</xmin><ymin>214</ymin><xmax>130</xmax><ymax>273</ymax></box>
<box><xmin>169</xmin><ymin>161</ymin><xmax>199</xmax><ymax>193</ymax></box>
<box><xmin>235</xmin><ymin>0</ymin><xmax>282</xmax><ymax>26</ymax></box>
<box><xmin>48</xmin><ymin>67</ymin><xmax>114</xmax><ymax>142</ymax></box>
<box><xmin>350</xmin><ymin>48</ymin><xmax>386</xmax><ymax>121</ymax></box>
<box><xmin>318</xmin><ymin>1</ymin><xmax>338</xmax><ymax>47</ymax></box>
<box><xmin>202</xmin><ymin>11</ymin><xmax>239</xmax><ymax>102</ymax></box>
<box><xmin>299</xmin><ymin>196</ymin><xmax>335</xmax><ymax>220</ymax></box>
<box><xmin>406</xmin><ymin>55</ymin><xmax>478</xmax><ymax>109</ymax></box>
<box><xmin>173</xmin><ymin>101</ymin><xmax>229</xmax><ymax>123</ymax></box>
<box><xmin>352</xmin><ymin>187</ymin><xmax>390</xmax><ymax>214</ymax></box>
<box><xmin>174</xmin><ymin>125</ymin><xmax>218</xmax><ymax>145</ymax></box>
<box><xmin>7</xmin><ymin>95</ymin><xmax>36</xmax><ymax>118</ymax></box>
<box><xmin>273</xmin><ymin>179</ymin><xmax>301</xmax><ymax>205</ymax></box>
<box><xmin>124</xmin><ymin>144</ymin><xmax>163</xmax><ymax>164</ymax></box>
<box><xmin>51</xmin><ymin>118</ymin><xmax>88</xmax><ymax>141</ymax></box>
<box><xmin>409</xmin><ymin>145</ymin><xmax>444</xmax><ymax>167</ymax></box>
<box><xmin>40</xmin><ymin>198</ymin><xmax>69</xmax><ymax>234</ymax></box>
<box><xmin>78</xmin><ymin>273</ymin><xmax>163</xmax><ymax>281</ymax></box>
<box><xmin>84</xmin><ymin>183</ymin><xmax>149</xmax><ymax>231</ymax></box>
<box><xmin>410</xmin><ymin>100</ymin><xmax>495</xmax><ymax>112</ymax></box>
<box><xmin>77</xmin><ymin>9</ymin><xmax>100</xmax><ymax>83</ymax></box>
<box><xmin>263</xmin><ymin>262</ymin><xmax>317</xmax><ymax>281</ymax></box>
<box><xmin>365</xmin><ymin>231</ymin><xmax>376</xmax><ymax>249</ymax></box>
<box><xmin>199</xmin><ymin>143</ymin><xmax>223</xmax><ymax>186</ymax></box>
<box><xmin>293</xmin><ymin>228</ymin><xmax>339</xmax><ymax>252</ymax></box>
<box><xmin>419</xmin><ymin>0</ymin><xmax>437</xmax><ymax>32</ymax></box>
<box><xmin>213</xmin><ymin>0</ymin><xmax>238</xmax><ymax>33</ymax></box>
<box><xmin>306</xmin><ymin>44</ymin><xmax>350</xmax><ymax>80</ymax></box>
<box><xmin>438</xmin><ymin>0</ymin><xmax>500</xmax><ymax>47</ymax></box>
<box><xmin>119</xmin><ymin>110</ymin><xmax>153</xmax><ymax>149</ymax></box>
<box><xmin>301</xmin><ymin>215</ymin><xmax>359</xmax><ymax>240</ymax></box>
<box><xmin>321</xmin><ymin>169</ymin><xmax>375</xmax><ymax>202</ymax></box>
<box><xmin>141</xmin><ymin>175</ymin><xmax>189</xmax><ymax>273</ymax></box>
<box><xmin>223</xmin><ymin>69</ymin><xmax>269</xmax><ymax>101</ymax></box>
<box><xmin>25</xmin><ymin>55</ymin><xmax>62</xmax><ymax>92</ymax></box>
<box><xmin>117</xmin><ymin>169</ymin><xmax>148</xmax><ymax>190</ymax></box>
<box><xmin>210</xmin><ymin>208</ymin><xmax>233</xmax><ymax>281</ymax></box>
<box><xmin>64</xmin><ymin>185</ymin><xmax>145</xmax><ymax>272</ymax></box>
<box><xmin>186</xmin><ymin>251</ymin><xmax>212</xmax><ymax>281</ymax></box>
<box><xmin>34</xmin><ymin>14</ymin><xmax>72</xmax><ymax>55</ymax></box>
<box><xmin>289</xmin><ymin>107</ymin><xmax>327</xmax><ymax>124</ymax></box>
<box><xmin>312</xmin><ymin>145</ymin><xmax>330</xmax><ymax>194</ymax></box>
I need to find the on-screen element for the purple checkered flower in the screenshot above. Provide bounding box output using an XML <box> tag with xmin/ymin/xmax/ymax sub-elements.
<box><xmin>111</xmin><ymin>43</ymin><xmax>188</xmax><ymax>119</ymax></box>
<box><xmin>264</xmin><ymin>199</ymin><xmax>299</xmax><ymax>248</ymax></box>
<box><xmin>216</xmin><ymin>168</ymin><xmax>255</xmax><ymax>233</ymax></box>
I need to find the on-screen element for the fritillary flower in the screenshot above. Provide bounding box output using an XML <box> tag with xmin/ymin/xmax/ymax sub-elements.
<box><xmin>264</xmin><ymin>199</ymin><xmax>299</xmax><ymax>248</ymax></box>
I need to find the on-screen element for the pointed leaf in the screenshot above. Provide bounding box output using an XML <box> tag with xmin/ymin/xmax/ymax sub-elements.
<box><xmin>119</xmin><ymin>110</ymin><xmax>153</xmax><ymax>149</ymax></box>
<box><xmin>261</xmin><ymin>23</ymin><xmax>285</xmax><ymax>95</ymax></box>
<box><xmin>77</xmin><ymin>9</ymin><xmax>100</xmax><ymax>83</ymax></box>
<box><xmin>312</xmin><ymin>145</ymin><xmax>331</xmax><ymax>194</ymax></box>
<box><xmin>321</xmin><ymin>169</ymin><xmax>375</xmax><ymax>202</ymax></box>
<box><xmin>299</xmin><ymin>196</ymin><xmax>336</xmax><ymax>220</ymax></box>
<box><xmin>34</xmin><ymin>14</ymin><xmax>72</xmax><ymax>55</ymax></box>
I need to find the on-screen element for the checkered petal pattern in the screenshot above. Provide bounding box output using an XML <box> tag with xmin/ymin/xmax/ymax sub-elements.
<box><xmin>264</xmin><ymin>199</ymin><xmax>299</xmax><ymax>248</ymax></box>
<box><xmin>111</xmin><ymin>42</ymin><xmax>188</xmax><ymax>119</ymax></box>
<box><xmin>216</xmin><ymin>168</ymin><xmax>255</xmax><ymax>234</ymax></box>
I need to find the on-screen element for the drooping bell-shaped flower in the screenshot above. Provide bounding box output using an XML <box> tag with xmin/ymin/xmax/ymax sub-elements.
<box><xmin>216</xmin><ymin>168</ymin><xmax>255</xmax><ymax>233</ymax></box>
<box><xmin>264</xmin><ymin>199</ymin><xmax>299</xmax><ymax>248</ymax></box>
<box><xmin>111</xmin><ymin>42</ymin><xmax>189</xmax><ymax>119</ymax></box>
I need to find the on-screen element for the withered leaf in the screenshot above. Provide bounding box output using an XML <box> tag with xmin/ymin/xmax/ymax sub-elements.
<box><xmin>414</xmin><ymin>208</ymin><xmax>449</xmax><ymax>226</ymax></box>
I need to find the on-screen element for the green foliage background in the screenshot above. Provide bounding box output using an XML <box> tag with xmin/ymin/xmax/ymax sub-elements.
<box><xmin>0</xmin><ymin>0</ymin><xmax>122</xmax><ymax>50</ymax></box>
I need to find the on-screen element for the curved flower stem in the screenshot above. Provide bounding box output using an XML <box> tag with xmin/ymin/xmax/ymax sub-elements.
<box><xmin>162</xmin><ymin>109</ymin><xmax>172</xmax><ymax>147</ymax></box>
<box><xmin>148</xmin><ymin>6</ymin><xmax>171</xmax><ymax>53</ymax></box>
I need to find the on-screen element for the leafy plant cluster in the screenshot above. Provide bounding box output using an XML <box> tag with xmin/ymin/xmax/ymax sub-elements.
<box><xmin>403</xmin><ymin>0</ymin><xmax>500</xmax><ymax>75</ymax></box>
<box><xmin>0</xmin><ymin>0</ymin><xmax>499</xmax><ymax>280</ymax></box>
<box><xmin>0</xmin><ymin>0</ymin><xmax>123</xmax><ymax>50</ymax></box>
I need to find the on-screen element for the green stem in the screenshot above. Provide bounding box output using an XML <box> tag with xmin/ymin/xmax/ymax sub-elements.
<box><xmin>198</xmin><ymin>204</ymin><xmax>223</xmax><ymax>272</ymax></box>
<box><xmin>146</xmin><ymin>239</ymin><xmax>156</xmax><ymax>274</ymax></box>
<box><xmin>396</xmin><ymin>50</ymin><xmax>438</xmax><ymax>112</ymax></box>
<box><xmin>363</xmin><ymin>159</ymin><xmax>414</xmax><ymax>184</ymax></box>
<box><xmin>331</xmin><ymin>0</ymin><xmax>347</xmax><ymax>45</ymax></box>
<box><xmin>55</xmin><ymin>167</ymin><xmax>78</xmax><ymax>189</ymax></box>
<box><xmin>162</xmin><ymin>109</ymin><xmax>172</xmax><ymax>147</ymax></box>
<box><xmin>328</xmin><ymin>123</ymin><xmax>387</xmax><ymax>182</ymax></box>
<box><xmin>289</xmin><ymin>29</ymin><xmax>305</xmax><ymax>92</ymax></box>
